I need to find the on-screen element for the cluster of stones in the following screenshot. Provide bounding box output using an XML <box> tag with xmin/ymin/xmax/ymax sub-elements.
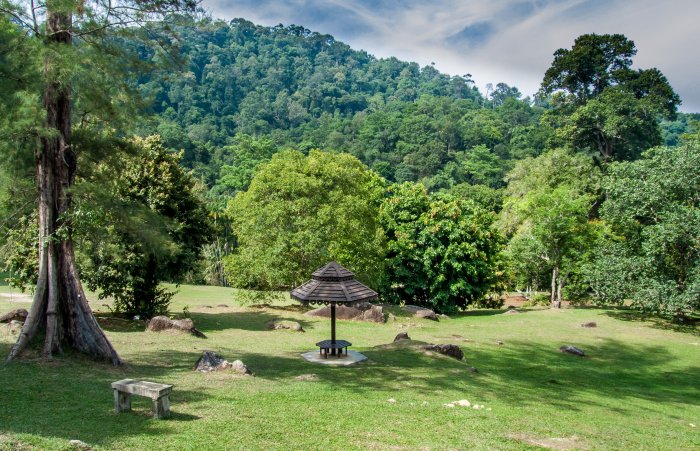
<box><xmin>193</xmin><ymin>351</ymin><xmax>251</xmax><ymax>374</ymax></box>
<box><xmin>443</xmin><ymin>399</ymin><xmax>489</xmax><ymax>410</ymax></box>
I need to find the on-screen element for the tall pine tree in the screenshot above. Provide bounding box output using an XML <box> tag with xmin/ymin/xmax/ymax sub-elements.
<box><xmin>1</xmin><ymin>0</ymin><xmax>197</xmax><ymax>364</ymax></box>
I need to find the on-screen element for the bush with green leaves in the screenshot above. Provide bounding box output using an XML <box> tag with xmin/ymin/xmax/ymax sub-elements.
<box><xmin>379</xmin><ymin>182</ymin><xmax>503</xmax><ymax>313</ymax></box>
<box><xmin>78</xmin><ymin>135</ymin><xmax>213</xmax><ymax>317</ymax></box>
<box><xmin>585</xmin><ymin>136</ymin><xmax>700</xmax><ymax>316</ymax></box>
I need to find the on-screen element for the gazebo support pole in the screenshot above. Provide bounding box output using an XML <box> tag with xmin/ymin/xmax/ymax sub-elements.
<box><xmin>331</xmin><ymin>303</ymin><xmax>337</xmax><ymax>356</ymax></box>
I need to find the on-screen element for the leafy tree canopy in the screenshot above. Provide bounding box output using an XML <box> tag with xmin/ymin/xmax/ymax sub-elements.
<box><xmin>540</xmin><ymin>33</ymin><xmax>681</xmax><ymax>162</ymax></box>
<box><xmin>78</xmin><ymin>135</ymin><xmax>213</xmax><ymax>317</ymax></box>
<box><xmin>587</xmin><ymin>136</ymin><xmax>700</xmax><ymax>316</ymax></box>
<box><xmin>541</xmin><ymin>33</ymin><xmax>636</xmax><ymax>103</ymax></box>
<box><xmin>379</xmin><ymin>182</ymin><xmax>503</xmax><ymax>313</ymax></box>
<box><xmin>224</xmin><ymin>149</ymin><xmax>386</xmax><ymax>290</ymax></box>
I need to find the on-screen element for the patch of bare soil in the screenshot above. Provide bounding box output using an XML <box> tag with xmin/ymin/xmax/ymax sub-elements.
<box><xmin>510</xmin><ymin>433</ymin><xmax>586</xmax><ymax>450</ymax></box>
<box><xmin>0</xmin><ymin>434</ymin><xmax>34</xmax><ymax>450</ymax></box>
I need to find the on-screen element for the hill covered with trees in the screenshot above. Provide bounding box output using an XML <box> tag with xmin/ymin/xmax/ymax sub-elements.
<box><xmin>136</xmin><ymin>16</ymin><xmax>544</xmax><ymax>194</ymax></box>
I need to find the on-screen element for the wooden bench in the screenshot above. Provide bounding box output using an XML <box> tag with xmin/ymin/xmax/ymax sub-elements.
<box><xmin>316</xmin><ymin>339</ymin><xmax>351</xmax><ymax>358</ymax></box>
<box><xmin>111</xmin><ymin>379</ymin><xmax>173</xmax><ymax>419</ymax></box>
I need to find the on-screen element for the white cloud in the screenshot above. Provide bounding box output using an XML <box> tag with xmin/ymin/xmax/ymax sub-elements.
<box><xmin>202</xmin><ymin>0</ymin><xmax>700</xmax><ymax>111</ymax></box>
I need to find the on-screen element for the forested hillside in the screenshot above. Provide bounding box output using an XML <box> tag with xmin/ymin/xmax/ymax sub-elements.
<box><xmin>137</xmin><ymin>17</ymin><xmax>543</xmax><ymax>193</ymax></box>
<box><xmin>138</xmin><ymin>17</ymin><xmax>698</xmax><ymax>201</ymax></box>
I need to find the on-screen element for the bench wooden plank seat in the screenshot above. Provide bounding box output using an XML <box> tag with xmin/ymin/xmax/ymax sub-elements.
<box><xmin>111</xmin><ymin>379</ymin><xmax>173</xmax><ymax>419</ymax></box>
<box><xmin>315</xmin><ymin>339</ymin><xmax>351</xmax><ymax>358</ymax></box>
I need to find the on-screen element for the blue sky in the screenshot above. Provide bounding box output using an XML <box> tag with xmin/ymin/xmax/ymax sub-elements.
<box><xmin>202</xmin><ymin>0</ymin><xmax>700</xmax><ymax>112</ymax></box>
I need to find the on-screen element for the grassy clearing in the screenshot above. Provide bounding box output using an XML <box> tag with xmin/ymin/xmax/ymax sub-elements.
<box><xmin>1</xmin><ymin>284</ymin><xmax>699</xmax><ymax>450</ymax></box>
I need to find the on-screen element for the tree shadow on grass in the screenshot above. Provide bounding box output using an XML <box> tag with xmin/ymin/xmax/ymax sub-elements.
<box><xmin>191</xmin><ymin>311</ymin><xmax>315</xmax><ymax>333</ymax></box>
<box><xmin>94</xmin><ymin>310</ymin><xmax>316</xmax><ymax>334</ymax></box>
<box><xmin>240</xmin><ymin>337</ymin><xmax>697</xmax><ymax>408</ymax></box>
<box><xmin>465</xmin><ymin>337</ymin><xmax>700</xmax><ymax>411</ymax></box>
<box><xmin>190</xmin><ymin>334</ymin><xmax>699</xmax><ymax>410</ymax></box>
<box><xmin>95</xmin><ymin>314</ymin><xmax>150</xmax><ymax>333</ymax></box>
<box><xmin>0</xmin><ymin>342</ymin><xmax>210</xmax><ymax>448</ymax></box>
<box><xmin>602</xmin><ymin>309</ymin><xmax>700</xmax><ymax>336</ymax></box>
<box><xmin>447</xmin><ymin>307</ymin><xmax>553</xmax><ymax>320</ymax></box>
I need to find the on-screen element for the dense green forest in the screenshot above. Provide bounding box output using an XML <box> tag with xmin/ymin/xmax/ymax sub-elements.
<box><xmin>134</xmin><ymin>18</ymin><xmax>698</xmax><ymax>192</ymax></box>
<box><xmin>1</xmin><ymin>12</ymin><xmax>699</xmax><ymax>320</ymax></box>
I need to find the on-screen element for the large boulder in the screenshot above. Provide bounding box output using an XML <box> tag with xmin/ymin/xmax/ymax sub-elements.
<box><xmin>362</xmin><ymin>306</ymin><xmax>385</xmax><ymax>323</ymax></box>
<box><xmin>266</xmin><ymin>320</ymin><xmax>304</xmax><ymax>332</ymax></box>
<box><xmin>305</xmin><ymin>303</ymin><xmax>385</xmax><ymax>323</ymax></box>
<box><xmin>415</xmin><ymin>309</ymin><xmax>439</xmax><ymax>321</ymax></box>
<box><xmin>394</xmin><ymin>332</ymin><xmax>411</xmax><ymax>342</ymax></box>
<box><xmin>306</xmin><ymin>305</ymin><xmax>358</xmax><ymax>320</ymax></box>
<box><xmin>147</xmin><ymin>316</ymin><xmax>206</xmax><ymax>338</ymax></box>
<box><xmin>421</xmin><ymin>344</ymin><xmax>464</xmax><ymax>360</ymax></box>
<box><xmin>403</xmin><ymin>305</ymin><xmax>438</xmax><ymax>321</ymax></box>
<box><xmin>194</xmin><ymin>351</ymin><xmax>251</xmax><ymax>374</ymax></box>
<box><xmin>0</xmin><ymin>308</ymin><xmax>28</xmax><ymax>323</ymax></box>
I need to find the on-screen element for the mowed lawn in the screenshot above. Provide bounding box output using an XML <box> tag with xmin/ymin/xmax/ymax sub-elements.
<box><xmin>0</xmin><ymin>284</ymin><xmax>699</xmax><ymax>450</ymax></box>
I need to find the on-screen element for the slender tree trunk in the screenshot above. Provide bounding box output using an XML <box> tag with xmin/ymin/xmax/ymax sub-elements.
<box><xmin>550</xmin><ymin>266</ymin><xmax>561</xmax><ymax>308</ymax></box>
<box><xmin>556</xmin><ymin>276</ymin><xmax>564</xmax><ymax>309</ymax></box>
<box><xmin>7</xmin><ymin>7</ymin><xmax>121</xmax><ymax>365</ymax></box>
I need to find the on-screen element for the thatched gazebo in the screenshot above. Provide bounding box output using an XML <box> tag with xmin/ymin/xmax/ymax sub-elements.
<box><xmin>291</xmin><ymin>262</ymin><xmax>377</xmax><ymax>358</ymax></box>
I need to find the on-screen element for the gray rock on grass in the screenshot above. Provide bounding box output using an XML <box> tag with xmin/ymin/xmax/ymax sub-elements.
<box><xmin>68</xmin><ymin>439</ymin><xmax>91</xmax><ymax>450</ymax></box>
<box><xmin>295</xmin><ymin>373</ymin><xmax>319</xmax><ymax>381</ymax></box>
<box><xmin>421</xmin><ymin>344</ymin><xmax>464</xmax><ymax>360</ymax></box>
<box><xmin>147</xmin><ymin>316</ymin><xmax>206</xmax><ymax>338</ymax></box>
<box><xmin>393</xmin><ymin>332</ymin><xmax>411</xmax><ymax>342</ymax></box>
<box><xmin>415</xmin><ymin>309</ymin><xmax>439</xmax><ymax>321</ymax></box>
<box><xmin>559</xmin><ymin>345</ymin><xmax>585</xmax><ymax>357</ymax></box>
<box><xmin>0</xmin><ymin>308</ymin><xmax>28</xmax><ymax>323</ymax></box>
<box><xmin>403</xmin><ymin>305</ymin><xmax>439</xmax><ymax>321</ymax></box>
<box><xmin>266</xmin><ymin>320</ymin><xmax>304</xmax><ymax>332</ymax></box>
<box><xmin>362</xmin><ymin>306</ymin><xmax>385</xmax><ymax>323</ymax></box>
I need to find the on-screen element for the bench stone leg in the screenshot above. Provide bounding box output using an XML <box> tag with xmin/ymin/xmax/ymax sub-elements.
<box><xmin>114</xmin><ymin>390</ymin><xmax>131</xmax><ymax>413</ymax></box>
<box><xmin>154</xmin><ymin>395</ymin><xmax>170</xmax><ymax>419</ymax></box>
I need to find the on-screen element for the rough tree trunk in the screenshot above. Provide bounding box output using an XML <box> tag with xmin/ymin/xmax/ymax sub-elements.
<box><xmin>7</xmin><ymin>8</ymin><xmax>121</xmax><ymax>365</ymax></box>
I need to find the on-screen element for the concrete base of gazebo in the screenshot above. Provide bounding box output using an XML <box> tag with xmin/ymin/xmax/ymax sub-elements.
<box><xmin>301</xmin><ymin>350</ymin><xmax>367</xmax><ymax>365</ymax></box>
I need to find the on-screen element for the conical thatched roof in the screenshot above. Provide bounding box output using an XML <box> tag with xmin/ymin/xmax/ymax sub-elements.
<box><xmin>290</xmin><ymin>261</ymin><xmax>378</xmax><ymax>305</ymax></box>
<box><xmin>312</xmin><ymin>261</ymin><xmax>354</xmax><ymax>281</ymax></box>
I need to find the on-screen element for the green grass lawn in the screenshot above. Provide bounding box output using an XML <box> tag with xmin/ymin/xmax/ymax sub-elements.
<box><xmin>1</xmin><ymin>284</ymin><xmax>699</xmax><ymax>450</ymax></box>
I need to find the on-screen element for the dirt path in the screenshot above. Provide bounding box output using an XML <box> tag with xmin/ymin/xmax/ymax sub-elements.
<box><xmin>0</xmin><ymin>293</ymin><xmax>32</xmax><ymax>303</ymax></box>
